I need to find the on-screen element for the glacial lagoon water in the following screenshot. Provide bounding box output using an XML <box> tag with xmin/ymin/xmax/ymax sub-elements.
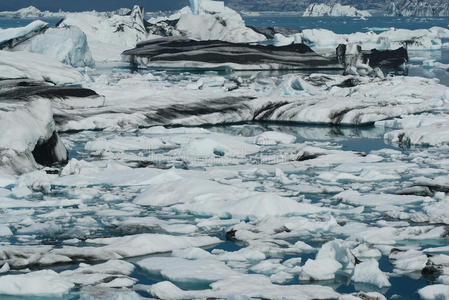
<box><xmin>1</xmin><ymin>14</ymin><xmax>449</xmax><ymax>300</ymax></box>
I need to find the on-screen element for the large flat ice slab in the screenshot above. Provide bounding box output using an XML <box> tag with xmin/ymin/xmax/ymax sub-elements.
<box><xmin>0</xmin><ymin>270</ymin><xmax>74</xmax><ymax>297</ymax></box>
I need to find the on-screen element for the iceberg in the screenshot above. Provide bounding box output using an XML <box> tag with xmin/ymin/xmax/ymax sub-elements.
<box><xmin>303</xmin><ymin>4</ymin><xmax>371</xmax><ymax>18</ymax></box>
<box><xmin>0</xmin><ymin>99</ymin><xmax>68</xmax><ymax>175</ymax></box>
<box><xmin>12</xmin><ymin>25</ymin><xmax>95</xmax><ymax>67</ymax></box>
<box><xmin>352</xmin><ymin>259</ymin><xmax>391</xmax><ymax>288</ymax></box>
<box><xmin>148</xmin><ymin>0</ymin><xmax>266</xmax><ymax>43</ymax></box>
<box><xmin>299</xmin><ymin>27</ymin><xmax>449</xmax><ymax>51</ymax></box>
<box><xmin>122</xmin><ymin>37</ymin><xmax>343</xmax><ymax>71</ymax></box>
<box><xmin>0</xmin><ymin>6</ymin><xmax>64</xmax><ymax>18</ymax></box>
<box><xmin>0</xmin><ymin>21</ymin><xmax>94</xmax><ymax>67</ymax></box>
<box><xmin>176</xmin><ymin>0</ymin><xmax>265</xmax><ymax>43</ymax></box>
<box><xmin>60</xmin><ymin>5</ymin><xmax>149</xmax><ymax>61</ymax></box>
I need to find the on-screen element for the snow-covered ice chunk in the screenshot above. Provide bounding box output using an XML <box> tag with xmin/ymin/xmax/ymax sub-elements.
<box><xmin>385</xmin><ymin>123</ymin><xmax>449</xmax><ymax>147</ymax></box>
<box><xmin>273</xmin><ymin>33</ymin><xmax>302</xmax><ymax>46</ymax></box>
<box><xmin>0</xmin><ymin>270</ymin><xmax>74</xmax><ymax>296</ymax></box>
<box><xmin>148</xmin><ymin>274</ymin><xmax>340</xmax><ymax>299</ymax></box>
<box><xmin>299</xmin><ymin>27</ymin><xmax>449</xmax><ymax>51</ymax></box>
<box><xmin>0</xmin><ymin>50</ymin><xmax>83</xmax><ymax>84</ymax></box>
<box><xmin>419</xmin><ymin>284</ymin><xmax>449</xmax><ymax>300</ymax></box>
<box><xmin>13</xmin><ymin>25</ymin><xmax>95</xmax><ymax>67</ymax></box>
<box><xmin>85</xmin><ymin>136</ymin><xmax>172</xmax><ymax>152</ymax></box>
<box><xmin>334</xmin><ymin>190</ymin><xmax>429</xmax><ymax>211</ymax></box>
<box><xmin>0</xmin><ymin>174</ymin><xmax>16</xmax><ymax>187</ymax></box>
<box><xmin>303</xmin><ymin>3</ymin><xmax>371</xmax><ymax>17</ymax></box>
<box><xmin>61</xmin><ymin>260</ymin><xmax>135</xmax><ymax>287</ymax></box>
<box><xmin>61</xmin><ymin>6</ymin><xmax>148</xmax><ymax>61</ymax></box>
<box><xmin>0</xmin><ymin>225</ymin><xmax>12</xmax><ymax>237</ymax></box>
<box><xmin>352</xmin><ymin>259</ymin><xmax>391</xmax><ymax>288</ymax></box>
<box><xmin>138</xmin><ymin>256</ymin><xmax>238</xmax><ymax>283</ymax></box>
<box><xmin>0</xmin><ymin>99</ymin><xmax>68</xmax><ymax>175</ymax></box>
<box><xmin>86</xmin><ymin>233</ymin><xmax>220</xmax><ymax>258</ymax></box>
<box><xmin>301</xmin><ymin>258</ymin><xmax>342</xmax><ymax>280</ymax></box>
<box><xmin>0</xmin><ymin>263</ymin><xmax>10</xmax><ymax>274</ymax></box>
<box><xmin>135</xmin><ymin>176</ymin><xmax>327</xmax><ymax>218</ymax></box>
<box><xmin>175</xmin><ymin>0</ymin><xmax>265</xmax><ymax>43</ymax></box>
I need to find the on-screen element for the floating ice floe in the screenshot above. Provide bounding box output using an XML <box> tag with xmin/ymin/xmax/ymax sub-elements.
<box><xmin>385</xmin><ymin>124</ymin><xmax>449</xmax><ymax>147</ymax></box>
<box><xmin>60</xmin><ymin>260</ymin><xmax>136</xmax><ymax>287</ymax></box>
<box><xmin>419</xmin><ymin>284</ymin><xmax>449</xmax><ymax>300</ymax></box>
<box><xmin>138</xmin><ymin>256</ymin><xmax>239</xmax><ymax>284</ymax></box>
<box><xmin>303</xmin><ymin>3</ymin><xmax>371</xmax><ymax>17</ymax></box>
<box><xmin>147</xmin><ymin>274</ymin><xmax>340</xmax><ymax>299</ymax></box>
<box><xmin>254</xmin><ymin>131</ymin><xmax>296</xmax><ymax>145</ymax></box>
<box><xmin>0</xmin><ymin>270</ymin><xmax>74</xmax><ymax>296</ymax></box>
<box><xmin>0</xmin><ymin>233</ymin><xmax>220</xmax><ymax>268</ymax></box>
<box><xmin>378</xmin><ymin>112</ymin><xmax>449</xmax><ymax>147</ymax></box>
<box><xmin>352</xmin><ymin>259</ymin><xmax>391</xmax><ymax>288</ymax></box>
<box><xmin>135</xmin><ymin>174</ymin><xmax>327</xmax><ymax>218</ymax></box>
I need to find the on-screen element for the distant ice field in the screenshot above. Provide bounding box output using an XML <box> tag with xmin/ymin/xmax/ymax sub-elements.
<box><xmin>243</xmin><ymin>16</ymin><xmax>449</xmax><ymax>34</ymax></box>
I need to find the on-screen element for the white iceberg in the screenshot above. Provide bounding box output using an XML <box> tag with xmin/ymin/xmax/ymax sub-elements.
<box><xmin>13</xmin><ymin>25</ymin><xmax>95</xmax><ymax>67</ymax></box>
<box><xmin>0</xmin><ymin>6</ymin><xmax>64</xmax><ymax>18</ymax></box>
<box><xmin>175</xmin><ymin>0</ymin><xmax>266</xmax><ymax>43</ymax></box>
<box><xmin>352</xmin><ymin>259</ymin><xmax>391</xmax><ymax>288</ymax></box>
<box><xmin>299</xmin><ymin>26</ymin><xmax>449</xmax><ymax>51</ymax></box>
<box><xmin>303</xmin><ymin>4</ymin><xmax>371</xmax><ymax>18</ymax></box>
<box><xmin>0</xmin><ymin>99</ymin><xmax>67</xmax><ymax>175</ymax></box>
<box><xmin>60</xmin><ymin>5</ymin><xmax>148</xmax><ymax>61</ymax></box>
